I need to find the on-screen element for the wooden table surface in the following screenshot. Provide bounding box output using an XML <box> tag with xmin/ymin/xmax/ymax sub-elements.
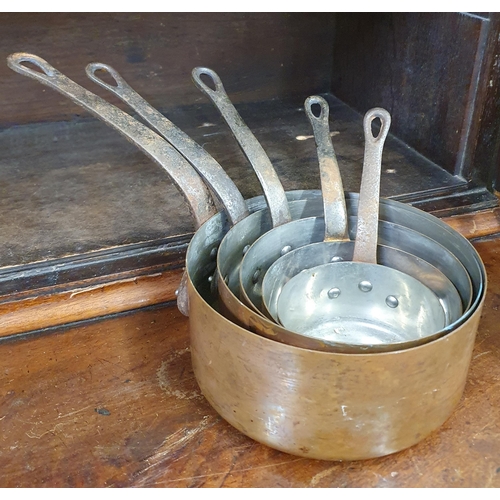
<box><xmin>1</xmin><ymin>237</ymin><xmax>500</xmax><ymax>488</ymax></box>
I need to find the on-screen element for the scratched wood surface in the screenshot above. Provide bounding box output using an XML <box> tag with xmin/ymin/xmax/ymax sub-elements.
<box><xmin>1</xmin><ymin>236</ymin><xmax>500</xmax><ymax>487</ymax></box>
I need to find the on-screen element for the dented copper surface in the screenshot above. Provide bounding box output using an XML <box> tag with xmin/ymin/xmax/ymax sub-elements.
<box><xmin>187</xmin><ymin>255</ymin><xmax>486</xmax><ymax>461</ymax></box>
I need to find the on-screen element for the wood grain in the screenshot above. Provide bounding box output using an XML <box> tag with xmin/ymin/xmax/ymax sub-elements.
<box><xmin>331</xmin><ymin>13</ymin><xmax>489</xmax><ymax>179</ymax></box>
<box><xmin>0</xmin><ymin>268</ymin><xmax>183</xmax><ymax>340</ymax></box>
<box><xmin>0</xmin><ymin>236</ymin><xmax>498</xmax><ymax>487</ymax></box>
<box><xmin>443</xmin><ymin>205</ymin><xmax>500</xmax><ymax>240</ymax></box>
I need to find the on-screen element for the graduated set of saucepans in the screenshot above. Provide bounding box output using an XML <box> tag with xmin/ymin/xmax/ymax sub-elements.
<box><xmin>7</xmin><ymin>53</ymin><xmax>487</xmax><ymax>461</ymax></box>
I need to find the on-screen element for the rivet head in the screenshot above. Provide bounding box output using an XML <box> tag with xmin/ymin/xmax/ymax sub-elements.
<box><xmin>331</xmin><ymin>256</ymin><xmax>343</xmax><ymax>262</ymax></box>
<box><xmin>175</xmin><ymin>289</ymin><xmax>179</xmax><ymax>296</ymax></box>
<box><xmin>280</xmin><ymin>245</ymin><xmax>292</xmax><ymax>256</ymax></box>
<box><xmin>386</xmin><ymin>295</ymin><xmax>399</xmax><ymax>308</ymax></box>
<box><xmin>252</xmin><ymin>268</ymin><xmax>261</xmax><ymax>284</ymax></box>
<box><xmin>358</xmin><ymin>281</ymin><xmax>373</xmax><ymax>292</ymax></box>
<box><xmin>242</xmin><ymin>244</ymin><xmax>251</xmax><ymax>255</ymax></box>
<box><xmin>210</xmin><ymin>247</ymin><xmax>218</xmax><ymax>259</ymax></box>
<box><xmin>327</xmin><ymin>287</ymin><xmax>341</xmax><ymax>299</ymax></box>
<box><xmin>207</xmin><ymin>275</ymin><xmax>213</xmax><ymax>283</ymax></box>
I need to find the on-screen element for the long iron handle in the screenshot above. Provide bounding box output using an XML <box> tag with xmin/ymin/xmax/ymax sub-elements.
<box><xmin>86</xmin><ymin>62</ymin><xmax>249</xmax><ymax>226</ymax></box>
<box><xmin>352</xmin><ymin>107</ymin><xmax>391</xmax><ymax>264</ymax></box>
<box><xmin>192</xmin><ymin>67</ymin><xmax>291</xmax><ymax>227</ymax></box>
<box><xmin>7</xmin><ymin>52</ymin><xmax>218</xmax><ymax>229</ymax></box>
<box><xmin>305</xmin><ymin>95</ymin><xmax>348</xmax><ymax>241</ymax></box>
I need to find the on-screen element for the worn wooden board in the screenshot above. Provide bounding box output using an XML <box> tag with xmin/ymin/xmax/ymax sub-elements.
<box><xmin>0</xmin><ymin>97</ymin><xmax>468</xmax><ymax>269</ymax></box>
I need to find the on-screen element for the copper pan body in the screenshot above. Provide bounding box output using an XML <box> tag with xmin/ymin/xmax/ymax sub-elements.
<box><xmin>187</xmin><ymin>270</ymin><xmax>485</xmax><ymax>461</ymax></box>
<box><xmin>186</xmin><ymin>189</ymin><xmax>486</xmax><ymax>459</ymax></box>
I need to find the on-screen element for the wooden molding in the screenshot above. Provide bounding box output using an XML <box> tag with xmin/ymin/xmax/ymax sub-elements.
<box><xmin>442</xmin><ymin>206</ymin><xmax>500</xmax><ymax>240</ymax></box>
<box><xmin>0</xmin><ymin>269</ymin><xmax>183</xmax><ymax>341</ymax></box>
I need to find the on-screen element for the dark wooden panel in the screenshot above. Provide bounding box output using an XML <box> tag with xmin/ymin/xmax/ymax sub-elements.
<box><xmin>0</xmin><ymin>12</ymin><xmax>335</xmax><ymax>126</ymax></box>
<box><xmin>466</xmin><ymin>13</ymin><xmax>500</xmax><ymax>190</ymax></box>
<box><xmin>331</xmin><ymin>13</ymin><xmax>485</xmax><ymax>177</ymax></box>
<box><xmin>0</xmin><ymin>236</ymin><xmax>499</xmax><ymax>487</ymax></box>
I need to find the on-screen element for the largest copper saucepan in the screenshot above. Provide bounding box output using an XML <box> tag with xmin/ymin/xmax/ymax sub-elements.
<box><xmin>181</xmin><ymin>81</ymin><xmax>486</xmax><ymax>458</ymax></box>
<box><xmin>186</xmin><ymin>220</ymin><xmax>486</xmax><ymax>460</ymax></box>
<box><xmin>180</xmin><ymin>87</ymin><xmax>486</xmax><ymax>456</ymax></box>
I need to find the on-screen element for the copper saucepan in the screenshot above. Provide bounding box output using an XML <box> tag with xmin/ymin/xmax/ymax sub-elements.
<box><xmin>190</xmin><ymin>69</ymin><xmax>474</xmax><ymax>353</ymax></box>
<box><xmin>265</xmin><ymin>105</ymin><xmax>458</xmax><ymax>346</ymax></box>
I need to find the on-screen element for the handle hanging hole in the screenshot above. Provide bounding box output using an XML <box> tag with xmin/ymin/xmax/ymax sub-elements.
<box><xmin>8</xmin><ymin>54</ymin><xmax>58</xmax><ymax>79</ymax></box>
<box><xmin>93</xmin><ymin>68</ymin><xmax>119</xmax><ymax>88</ymax></box>
<box><xmin>17</xmin><ymin>58</ymin><xmax>54</xmax><ymax>77</ymax></box>
<box><xmin>370</xmin><ymin>116</ymin><xmax>382</xmax><ymax>140</ymax></box>
<box><xmin>199</xmin><ymin>72</ymin><xmax>217</xmax><ymax>91</ymax></box>
<box><xmin>311</xmin><ymin>102</ymin><xmax>322</xmax><ymax>119</ymax></box>
<box><xmin>22</xmin><ymin>60</ymin><xmax>45</xmax><ymax>74</ymax></box>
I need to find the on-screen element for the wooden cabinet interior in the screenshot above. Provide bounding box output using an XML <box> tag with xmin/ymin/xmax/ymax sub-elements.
<box><xmin>0</xmin><ymin>12</ymin><xmax>499</xmax><ymax>338</ymax></box>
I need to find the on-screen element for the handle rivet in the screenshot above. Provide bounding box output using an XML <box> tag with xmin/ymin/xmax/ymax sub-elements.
<box><xmin>252</xmin><ymin>268</ymin><xmax>261</xmax><ymax>284</ymax></box>
<box><xmin>327</xmin><ymin>287</ymin><xmax>341</xmax><ymax>299</ymax></box>
<box><xmin>386</xmin><ymin>295</ymin><xmax>399</xmax><ymax>308</ymax></box>
<box><xmin>358</xmin><ymin>281</ymin><xmax>373</xmax><ymax>292</ymax></box>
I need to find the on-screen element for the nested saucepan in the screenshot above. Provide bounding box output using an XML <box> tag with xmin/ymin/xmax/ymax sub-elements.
<box><xmin>263</xmin><ymin>240</ymin><xmax>463</xmax><ymax>330</ymax></box>
<box><xmin>236</xmin><ymin>103</ymin><xmax>470</xmax><ymax>349</ymax></box>
<box><xmin>264</xmin><ymin>105</ymin><xmax>452</xmax><ymax>345</ymax></box>
<box><xmin>242</xmin><ymin>99</ymin><xmax>462</xmax><ymax>326</ymax></box>
<box><xmin>258</xmin><ymin>98</ymin><xmax>462</xmax><ymax>338</ymax></box>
